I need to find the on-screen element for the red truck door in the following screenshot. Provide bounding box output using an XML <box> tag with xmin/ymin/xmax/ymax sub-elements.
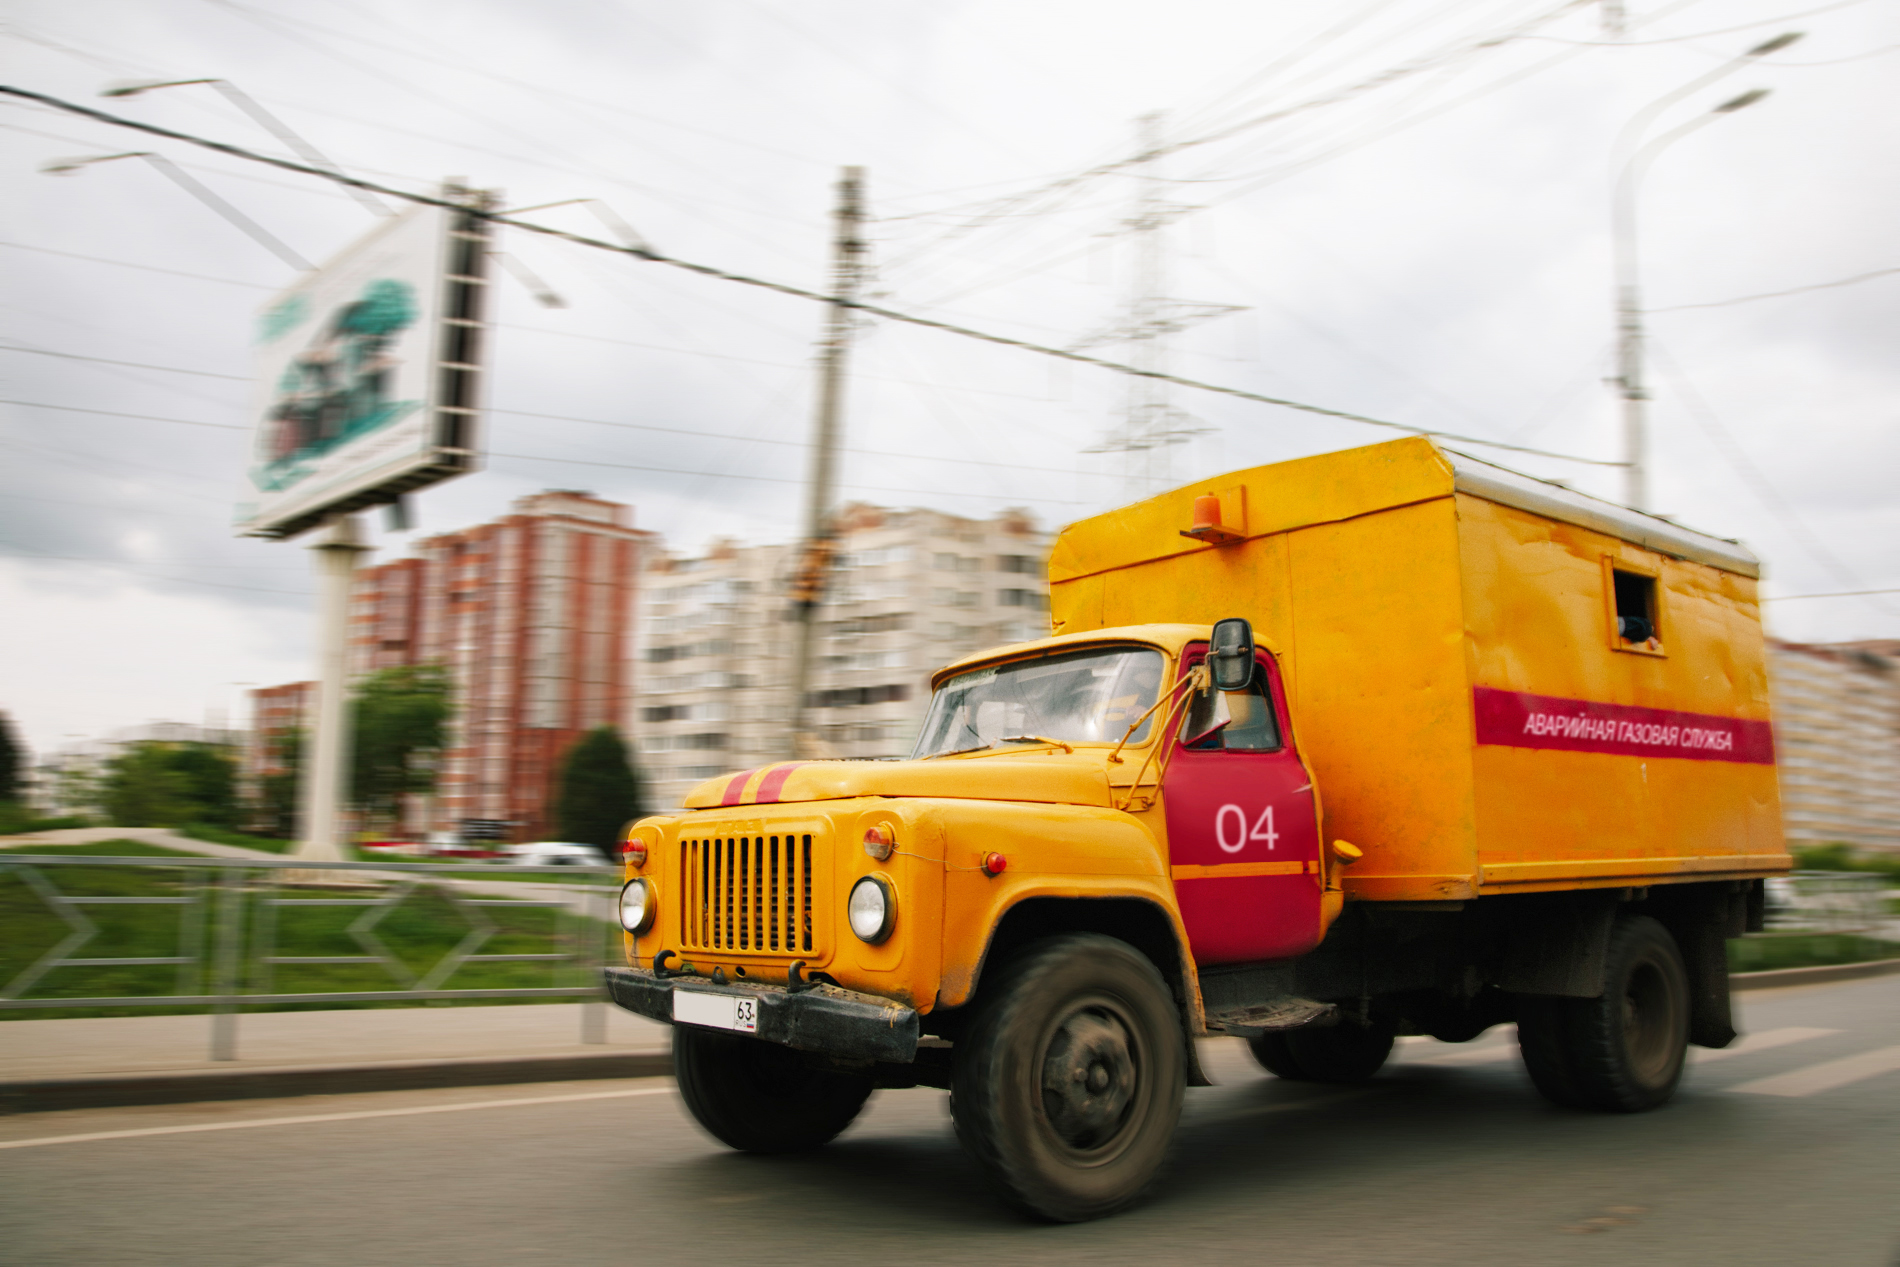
<box><xmin>1161</xmin><ymin>647</ymin><xmax>1323</xmax><ymax>965</ymax></box>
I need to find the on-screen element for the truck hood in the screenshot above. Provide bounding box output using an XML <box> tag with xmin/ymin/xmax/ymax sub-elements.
<box><xmin>680</xmin><ymin>752</ymin><xmax>1116</xmax><ymax>810</ymax></box>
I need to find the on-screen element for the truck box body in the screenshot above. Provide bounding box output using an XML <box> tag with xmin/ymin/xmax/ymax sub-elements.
<box><xmin>1044</xmin><ymin>436</ymin><xmax>1786</xmax><ymax>903</ymax></box>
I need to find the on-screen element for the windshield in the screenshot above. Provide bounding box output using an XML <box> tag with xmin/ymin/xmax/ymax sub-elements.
<box><xmin>911</xmin><ymin>646</ymin><xmax>1166</xmax><ymax>758</ymax></box>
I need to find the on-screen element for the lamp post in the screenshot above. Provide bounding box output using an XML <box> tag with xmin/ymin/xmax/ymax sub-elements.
<box><xmin>1610</xmin><ymin>32</ymin><xmax>1798</xmax><ymax>512</ymax></box>
<box><xmin>102</xmin><ymin>77</ymin><xmax>393</xmax><ymax>216</ymax></box>
<box><xmin>39</xmin><ymin>150</ymin><xmax>314</xmax><ymax>270</ymax></box>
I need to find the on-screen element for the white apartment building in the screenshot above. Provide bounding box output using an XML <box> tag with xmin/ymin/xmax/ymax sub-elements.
<box><xmin>636</xmin><ymin>503</ymin><xmax>1050</xmax><ymax>807</ymax></box>
<box><xmin>1767</xmin><ymin>639</ymin><xmax>1900</xmax><ymax>852</ymax></box>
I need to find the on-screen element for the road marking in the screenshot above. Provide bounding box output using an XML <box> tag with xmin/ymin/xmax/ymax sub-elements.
<box><xmin>0</xmin><ymin>1084</ymin><xmax>674</xmax><ymax>1151</ymax></box>
<box><xmin>1729</xmin><ymin>1045</ymin><xmax>1900</xmax><ymax>1098</ymax></box>
<box><xmin>1690</xmin><ymin>1026</ymin><xmax>1838</xmax><ymax>1063</ymax></box>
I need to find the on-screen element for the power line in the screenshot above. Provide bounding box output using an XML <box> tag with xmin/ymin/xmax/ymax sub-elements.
<box><xmin>1650</xmin><ymin>265</ymin><xmax>1900</xmax><ymax>312</ymax></box>
<box><xmin>1</xmin><ymin>84</ymin><xmax>1625</xmax><ymax>471</ymax></box>
<box><xmin>2</xmin><ymin>398</ymin><xmax>247</xmax><ymax>430</ymax></box>
<box><xmin>490</xmin><ymin>450</ymin><xmax>1090</xmax><ymax>505</ymax></box>
<box><xmin>489</xmin><ymin>407</ymin><xmax>1089</xmax><ymax>479</ymax></box>
<box><xmin>0</xmin><ymin>239</ymin><xmax>275</xmax><ymax>289</ymax></box>
<box><xmin>0</xmin><ymin>545</ymin><xmax>315</xmax><ymax>596</ymax></box>
<box><xmin>0</xmin><ymin>345</ymin><xmax>250</xmax><ymax>381</ymax></box>
<box><xmin>1762</xmin><ymin>587</ymin><xmax>1900</xmax><ymax>602</ymax></box>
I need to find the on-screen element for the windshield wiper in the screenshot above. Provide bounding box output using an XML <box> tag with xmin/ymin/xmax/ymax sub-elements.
<box><xmin>996</xmin><ymin>735</ymin><xmax>1075</xmax><ymax>753</ymax></box>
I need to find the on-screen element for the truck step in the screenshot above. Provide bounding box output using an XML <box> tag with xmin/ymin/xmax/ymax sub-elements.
<box><xmin>1203</xmin><ymin>997</ymin><xmax>1336</xmax><ymax>1037</ymax></box>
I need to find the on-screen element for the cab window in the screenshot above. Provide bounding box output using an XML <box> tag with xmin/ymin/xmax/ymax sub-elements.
<box><xmin>1182</xmin><ymin>663</ymin><xmax>1281</xmax><ymax>752</ymax></box>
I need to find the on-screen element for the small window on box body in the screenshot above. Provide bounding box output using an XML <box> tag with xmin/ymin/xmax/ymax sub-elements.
<box><xmin>1613</xmin><ymin>570</ymin><xmax>1659</xmax><ymax>645</ymax></box>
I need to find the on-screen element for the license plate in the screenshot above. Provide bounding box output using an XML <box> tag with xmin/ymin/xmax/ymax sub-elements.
<box><xmin>673</xmin><ymin>990</ymin><xmax>758</xmax><ymax>1034</ymax></box>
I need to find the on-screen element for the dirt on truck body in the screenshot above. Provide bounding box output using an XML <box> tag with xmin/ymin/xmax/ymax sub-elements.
<box><xmin>605</xmin><ymin>436</ymin><xmax>1788</xmax><ymax>1222</ymax></box>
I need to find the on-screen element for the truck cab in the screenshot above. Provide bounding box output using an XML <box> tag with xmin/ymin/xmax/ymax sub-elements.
<box><xmin>605</xmin><ymin>437</ymin><xmax>1787</xmax><ymax>1222</ymax></box>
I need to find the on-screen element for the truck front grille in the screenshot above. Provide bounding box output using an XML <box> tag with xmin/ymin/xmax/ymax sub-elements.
<box><xmin>679</xmin><ymin>833</ymin><xmax>817</xmax><ymax>955</ymax></box>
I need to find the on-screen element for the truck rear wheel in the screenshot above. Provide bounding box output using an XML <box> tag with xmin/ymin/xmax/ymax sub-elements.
<box><xmin>1515</xmin><ymin>914</ymin><xmax>1690</xmax><ymax>1113</ymax></box>
<box><xmin>673</xmin><ymin>1025</ymin><xmax>872</xmax><ymax>1153</ymax></box>
<box><xmin>1246</xmin><ymin>1022</ymin><xmax>1394</xmax><ymax>1083</ymax></box>
<box><xmin>951</xmin><ymin>933</ymin><xmax>1185</xmax><ymax>1222</ymax></box>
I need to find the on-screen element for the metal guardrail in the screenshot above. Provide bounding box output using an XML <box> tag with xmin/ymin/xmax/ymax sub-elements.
<box><xmin>1765</xmin><ymin>870</ymin><xmax>1893</xmax><ymax>934</ymax></box>
<box><xmin>0</xmin><ymin>855</ymin><xmax>623</xmax><ymax>1060</ymax></box>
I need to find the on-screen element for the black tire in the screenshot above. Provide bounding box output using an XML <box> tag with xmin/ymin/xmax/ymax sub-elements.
<box><xmin>673</xmin><ymin>1025</ymin><xmax>872</xmax><ymax>1153</ymax></box>
<box><xmin>1247</xmin><ymin>1022</ymin><xmax>1394</xmax><ymax>1083</ymax></box>
<box><xmin>950</xmin><ymin>933</ymin><xmax>1185</xmax><ymax>1222</ymax></box>
<box><xmin>1245</xmin><ymin>1033</ymin><xmax>1308</xmax><ymax>1080</ymax></box>
<box><xmin>1515</xmin><ymin>914</ymin><xmax>1690</xmax><ymax>1113</ymax></box>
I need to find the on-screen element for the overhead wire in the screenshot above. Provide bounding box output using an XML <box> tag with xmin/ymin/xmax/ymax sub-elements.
<box><xmin>1649</xmin><ymin>265</ymin><xmax>1900</xmax><ymax>312</ymax></box>
<box><xmin>2</xmin><ymin>85</ymin><xmax>1625</xmax><ymax>470</ymax></box>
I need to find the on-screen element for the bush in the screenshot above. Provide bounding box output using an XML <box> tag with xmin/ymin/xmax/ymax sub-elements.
<box><xmin>0</xmin><ymin>802</ymin><xmax>91</xmax><ymax>835</ymax></box>
<box><xmin>1792</xmin><ymin>843</ymin><xmax>1900</xmax><ymax>878</ymax></box>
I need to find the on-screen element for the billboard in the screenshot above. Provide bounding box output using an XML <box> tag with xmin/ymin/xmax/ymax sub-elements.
<box><xmin>236</xmin><ymin>194</ymin><xmax>492</xmax><ymax>539</ymax></box>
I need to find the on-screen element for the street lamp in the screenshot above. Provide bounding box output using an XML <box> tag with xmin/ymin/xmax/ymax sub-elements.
<box><xmin>101</xmin><ymin>76</ymin><xmax>392</xmax><ymax>217</ymax></box>
<box><xmin>1611</xmin><ymin>32</ymin><xmax>1799</xmax><ymax>512</ymax></box>
<box><xmin>38</xmin><ymin>149</ymin><xmax>314</xmax><ymax>271</ymax></box>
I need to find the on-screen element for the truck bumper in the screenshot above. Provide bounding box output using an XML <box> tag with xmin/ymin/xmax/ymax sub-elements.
<box><xmin>603</xmin><ymin>967</ymin><xmax>921</xmax><ymax>1065</ymax></box>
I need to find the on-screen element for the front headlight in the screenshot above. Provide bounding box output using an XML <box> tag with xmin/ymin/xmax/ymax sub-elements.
<box><xmin>847</xmin><ymin>875</ymin><xmax>896</xmax><ymax>944</ymax></box>
<box><xmin>618</xmin><ymin>877</ymin><xmax>655</xmax><ymax>934</ymax></box>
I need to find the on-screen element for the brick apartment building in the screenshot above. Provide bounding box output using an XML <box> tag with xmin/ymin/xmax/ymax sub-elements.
<box><xmin>345</xmin><ymin>490</ymin><xmax>653</xmax><ymax>841</ymax></box>
<box><xmin>242</xmin><ymin>681</ymin><xmax>314</xmax><ymax>815</ymax></box>
<box><xmin>636</xmin><ymin>503</ymin><xmax>1049</xmax><ymax>807</ymax></box>
<box><xmin>1768</xmin><ymin>638</ymin><xmax>1900</xmax><ymax>852</ymax></box>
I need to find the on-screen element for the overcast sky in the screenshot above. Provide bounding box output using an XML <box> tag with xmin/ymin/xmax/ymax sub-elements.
<box><xmin>3</xmin><ymin>0</ymin><xmax>1896</xmax><ymax>758</ymax></box>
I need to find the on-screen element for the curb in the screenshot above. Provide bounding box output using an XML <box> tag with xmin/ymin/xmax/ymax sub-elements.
<box><xmin>0</xmin><ymin>1049</ymin><xmax>673</xmax><ymax>1115</ymax></box>
<box><xmin>1731</xmin><ymin>957</ymin><xmax>1900</xmax><ymax>992</ymax></box>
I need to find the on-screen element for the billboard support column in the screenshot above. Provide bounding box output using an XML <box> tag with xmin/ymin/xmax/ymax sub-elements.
<box><xmin>296</xmin><ymin>514</ymin><xmax>370</xmax><ymax>862</ymax></box>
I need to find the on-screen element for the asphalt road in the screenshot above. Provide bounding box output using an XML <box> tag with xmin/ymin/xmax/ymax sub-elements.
<box><xmin>5</xmin><ymin>974</ymin><xmax>1898</xmax><ymax>1267</ymax></box>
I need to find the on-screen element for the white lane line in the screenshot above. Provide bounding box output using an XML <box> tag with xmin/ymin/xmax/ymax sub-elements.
<box><xmin>0</xmin><ymin>1085</ymin><xmax>674</xmax><ymax>1151</ymax></box>
<box><xmin>1691</xmin><ymin>1026</ymin><xmax>1839</xmax><ymax>1063</ymax></box>
<box><xmin>1729</xmin><ymin>1045</ymin><xmax>1900</xmax><ymax>1098</ymax></box>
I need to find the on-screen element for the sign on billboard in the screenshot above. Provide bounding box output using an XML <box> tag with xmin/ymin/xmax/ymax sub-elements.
<box><xmin>236</xmin><ymin>193</ymin><xmax>492</xmax><ymax>539</ymax></box>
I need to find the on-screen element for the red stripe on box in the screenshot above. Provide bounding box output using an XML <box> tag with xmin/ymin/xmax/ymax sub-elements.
<box><xmin>1473</xmin><ymin>687</ymin><xmax>1773</xmax><ymax>764</ymax></box>
<box><xmin>720</xmin><ymin>770</ymin><xmax>757</xmax><ymax>806</ymax></box>
<box><xmin>753</xmin><ymin>763</ymin><xmax>806</xmax><ymax>803</ymax></box>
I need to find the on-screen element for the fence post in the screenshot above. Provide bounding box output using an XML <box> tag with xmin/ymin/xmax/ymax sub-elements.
<box><xmin>209</xmin><ymin>863</ymin><xmax>246</xmax><ymax>1061</ymax></box>
<box><xmin>582</xmin><ymin>875</ymin><xmax>609</xmax><ymax>1044</ymax></box>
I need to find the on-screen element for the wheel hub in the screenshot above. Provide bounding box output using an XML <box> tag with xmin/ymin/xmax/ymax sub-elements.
<box><xmin>1041</xmin><ymin>1006</ymin><xmax>1137</xmax><ymax>1151</ymax></box>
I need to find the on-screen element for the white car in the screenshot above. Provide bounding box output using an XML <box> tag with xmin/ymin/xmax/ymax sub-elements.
<box><xmin>505</xmin><ymin>840</ymin><xmax>613</xmax><ymax>867</ymax></box>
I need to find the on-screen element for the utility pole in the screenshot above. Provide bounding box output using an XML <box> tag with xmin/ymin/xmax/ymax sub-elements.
<box><xmin>785</xmin><ymin>167</ymin><xmax>867</xmax><ymax>760</ymax></box>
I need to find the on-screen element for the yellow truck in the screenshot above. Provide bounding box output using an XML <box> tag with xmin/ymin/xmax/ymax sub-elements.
<box><xmin>605</xmin><ymin>436</ymin><xmax>1787</xmax><ymax>1221</ymax></box>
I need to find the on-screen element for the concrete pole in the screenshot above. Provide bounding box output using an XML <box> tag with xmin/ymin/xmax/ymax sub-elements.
<box><xmin>785</xmin><ymin>167</ymin><xmax>866</xmax><ymax>760</ymax></box>
<box><xmin>295</xmin><ymin>514</ymin><xmax>370</xmax><ymax>862</ymax></box>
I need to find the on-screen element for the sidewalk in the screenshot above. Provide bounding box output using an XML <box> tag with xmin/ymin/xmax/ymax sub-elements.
<box><xmin>0</xmin><ymin>1004</ymin><xmax>673</xmax><ymax>1113</ymax></box>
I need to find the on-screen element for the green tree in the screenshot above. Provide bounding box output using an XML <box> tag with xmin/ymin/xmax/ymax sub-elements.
<box><xmin>0</xmin><ymin>710</ymin><xmax>22</xmax><ymax>803</ymax></box>
<box><xmin>553</xmin><ymin>727</ymin><xmax>644</xmax><ymax>852</ymax></box>
<box><xmin>350</xmin><ymin>664</ymin><xmax>451</xmax><ymax>827</ymax></box>
<box><xmin>100</xmin><ymin>743</ymin><xmax>194</xmax><ymax>827</ymax></box>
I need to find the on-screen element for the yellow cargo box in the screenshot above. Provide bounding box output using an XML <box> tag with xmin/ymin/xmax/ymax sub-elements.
<box><xmin>1045</xmin><ymin>435</ymin><xmax>1788</xmax><ymax>903</ymax></box>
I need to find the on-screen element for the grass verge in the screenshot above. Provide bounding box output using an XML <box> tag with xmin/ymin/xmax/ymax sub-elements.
<box><xmin>1730</xmin><ymin>932</ymin><xmax>1900</xmax><ymax>973</ymax></box>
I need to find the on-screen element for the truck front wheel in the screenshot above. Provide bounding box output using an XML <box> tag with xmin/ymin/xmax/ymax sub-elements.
<box><xmin>1516</xmin><ymin>913</ymin><xmax>1689</xmax><ymax>1113</ymax></box>
<box><xmin>951</xmin><ymin>933</ymin><xmax>1185</xmax><ymax>1222</ymax></box>
<box><xmin>673</xmin><ymin>1025</ymin><xmax>872</xmax><ymax>1153</ymax></box>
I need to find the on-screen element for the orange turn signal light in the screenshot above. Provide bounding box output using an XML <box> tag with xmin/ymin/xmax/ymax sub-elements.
<box><xmin>863</xmin><ymin>823</ymin><xmax>895</xmax><ymax>861</ymax></box>
<box><xmin>981</xmin><ymin>851</ymin><xmax>1008</xmax><ymax>877</ymax></box>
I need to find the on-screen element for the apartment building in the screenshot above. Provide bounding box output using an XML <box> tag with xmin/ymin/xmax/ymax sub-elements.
<box><xmin>1768</xmin><ymin>638</ymin><xmax>1900</xmax><ymax>852</ymax></box>
<box><xmin>637</xmin><ymin>503</ymin><xmax>1049</xmax><ymax>807</ymax></box>
<box><xmin>346</xmin><ymin>490</ymin><xmax>653</xmax><ymax>841</ymax></box>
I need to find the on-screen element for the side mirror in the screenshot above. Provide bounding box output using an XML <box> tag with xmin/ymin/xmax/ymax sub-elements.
<box><xmin>1207</xmin><ymin>617</ymin><xmax>1255</xmax><ymax>692</ymax></box>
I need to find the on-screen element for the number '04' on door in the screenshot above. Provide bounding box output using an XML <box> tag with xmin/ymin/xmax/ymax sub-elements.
<box><xmin>1214</xmin><ymin>804</ymin><xmax>1278</xmax><ymax>854</ymax></box>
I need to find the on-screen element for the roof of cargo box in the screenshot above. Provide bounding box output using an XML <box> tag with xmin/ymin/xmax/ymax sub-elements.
<box><xmin>1443</xmin><ymin>448</ymin><xmax>1759</xmax><ymax>578</ymax></box>
<box><xmin>1048</xmin><ymin>437</ymin><xmax>1761</xmax><ymax>581</ymax></box>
